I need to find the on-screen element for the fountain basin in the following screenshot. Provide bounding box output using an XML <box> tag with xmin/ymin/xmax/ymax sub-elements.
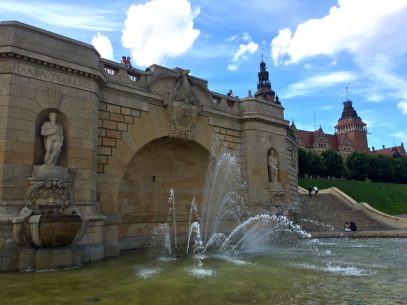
<box><xmin>23</xmin><ymin>214</ymin><xmax>82</xmax><ymax>248</ymax></box>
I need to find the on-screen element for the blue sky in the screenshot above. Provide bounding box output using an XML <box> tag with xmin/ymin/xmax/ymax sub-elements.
<box><xmin>1</xmin><ymin>0</ymin><xmax>407</xmax><ymax>149</ymax></box>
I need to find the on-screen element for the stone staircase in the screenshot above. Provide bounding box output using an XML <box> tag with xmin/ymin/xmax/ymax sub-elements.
<box><xmin>299</xmin><ymin>188</ymin><xmax>404</xmax><ymax>234</ymax></box>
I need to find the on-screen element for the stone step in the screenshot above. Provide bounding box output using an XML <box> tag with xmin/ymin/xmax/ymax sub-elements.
<box><xmin>299</xmin><ymin>193</ymin><xmax>396</xmax><ymax>232</ymax></box>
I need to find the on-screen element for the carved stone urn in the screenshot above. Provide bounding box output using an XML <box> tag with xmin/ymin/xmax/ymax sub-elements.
<box><xmin>13</xmin><ymin>165</ymin><xmax>82</xmax><ymax>248</ymax></box>
<box><xmin>23</xmin><ymin>214</ymin><xmax>82</xmax><ymax>248</ymax></box>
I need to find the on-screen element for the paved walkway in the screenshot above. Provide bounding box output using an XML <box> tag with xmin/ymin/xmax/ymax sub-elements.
<box><xmin>310</xmin><ymin>230</ymin><xmax>407</xmax><ymax>238</ymax></box>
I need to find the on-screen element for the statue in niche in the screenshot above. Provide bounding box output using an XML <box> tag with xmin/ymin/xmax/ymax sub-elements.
<box><xmin>41</xmin><ymin>112</ymin><xmax>63</xmax><ymax>166</ymax></box>
<box><xmin>267</xmin><ymin>149</ymin><xmax>279</xmax><ymax>183</ymax></box>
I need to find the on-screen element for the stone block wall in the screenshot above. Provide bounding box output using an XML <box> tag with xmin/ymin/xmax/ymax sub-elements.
<box><xmin>97</xmin><ymin>101</ymin><xmax>142</xmax><ymax>174</ymax></box>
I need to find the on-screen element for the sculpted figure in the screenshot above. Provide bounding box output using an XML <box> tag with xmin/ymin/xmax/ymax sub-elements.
<box><xmin>41</xmin><ymin>112</ymin><xmax>63</xmax><ymax>166</ymax></box>
<box><xmin>268</xmin><ymin>150</ymin><xmax>279</xmax><ymax>183</ymax></box>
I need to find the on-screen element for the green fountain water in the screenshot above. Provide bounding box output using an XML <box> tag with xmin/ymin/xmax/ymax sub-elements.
<box><xmin>1</xmin><ymin>238</ymin><xmax>406</xmax><ymax>305</ymax></box>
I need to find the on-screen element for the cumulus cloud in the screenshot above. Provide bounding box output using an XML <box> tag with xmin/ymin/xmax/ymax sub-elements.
<box><xmin>91</xmin><ymin>33</ymin><xmax>114</xmax><ymax>60</ymax></box>
<box><xmin>282</xmin><ymin>71</ymin><xmax>357</xmax><ymax>99</ymax></box>
<box><xmin>271</xmin><ymin>0</ymin><xmax>407</xmax><ymax>115</ymax></box>
<box><xmin>271</xmin><ymin>0</ymin><xmax>407</xmax><ymax>65</ymax></box>
<box><xmin>121</xmin><ymin>0</ymin><xmax>200</xmax><ymax>67</ymax></box>
<box><xmin>233</xmin><ymin>41</ymin><xmax>258</xmax><ymax>62</ymax></box>
<box><xmin>398</xmin><ymin>101</ymin><xmax>407</xmax><ymax>114</ymax></box>
<box><xmin>0</xmin><ymin>1</ymin><xmax>120</xmax><ymax>31</ymax></box>
<box><xmin>227</xmin><ymin>32</ymin><xmax>258</xmax><ymax>71</ymax></box>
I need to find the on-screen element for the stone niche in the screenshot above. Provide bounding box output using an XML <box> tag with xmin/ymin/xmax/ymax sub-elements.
<box><xmin>12</xmin><ymin>109</ymin><xmax>83</xmax><ymax>271</ymax></box>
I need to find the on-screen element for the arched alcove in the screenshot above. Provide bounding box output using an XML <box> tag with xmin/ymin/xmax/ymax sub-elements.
<box><xmin>118</xmin><ymin>137</ymin><xmax>209</xmax><ymax>239</ymax></box>
<box><xmin>34</xmin><ymin>109</ymin><xmax>68</xmax><ymax>167</ymax></box>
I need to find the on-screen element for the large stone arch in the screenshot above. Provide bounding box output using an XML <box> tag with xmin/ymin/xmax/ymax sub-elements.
<box><xmin>98</xmin><ymin>105</ymin><xmax>213</xmax><ymax>207</ymax></box>
<box><xmin>97</xmin><ymin>102</ymin><xmax>215</xmax><ymax>251</ymax></box>
<box><xmin>117</xmin><ymin>136</ymin><xmax>209</xmax><ymax>242</ymax></box>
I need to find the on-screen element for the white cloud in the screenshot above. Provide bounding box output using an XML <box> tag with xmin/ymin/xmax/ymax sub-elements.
<box><xmin>91</xmin><ymin>33</ymin><xmax>114</xmax><ymax>60</ymax></box>
<box><xmin>392</xmin><ymin>131</ymin><xmax>407</xmax><ymax>144</ymax></box>
<box><xmin>360</xmin><ymin>109</ymin><xmax>395</xmax><ymax>129</ymax></box>
<box><xmin>228</xmin><ymin>33</ymin><xmax>258</xmax><ymax>72</ymax></box>
<box><xmin>271</xmin><ymin>0</ymin><xmax>407</xmax><ymax>112</ymax></box>
<box><xmin>227</xmin><ymin>64</ymin><xmax>238</xmax><ymax>72</ymax></box>
<box><xmin>233</xmin><ymin>41</ymin><xmax>258</xmax><ymax>61</ymax></box>
<box><xmin>121</xmin><ymin>0</ymin><xmax>200</xmax><ymax>67</ymax></box>
<box><xmin>282</xmin><ymin>71</ymin><xmax>357</xmax><ymax>99</ymax></box>
<box><xmin>226</xmin><ymin>35</ymin><xmax>238</xmax><ymax>42</ymax></box>
<box><xmin>319</xmin><ymin>105</ymin><xmax>333</xmax><ymax>111</ymax></box>
<box><xmin>398</xmin><ymin>100</ymin><xmax>407</xmax><ymax>114</ymax></box>
<box><xmin>0</xmin><ymin>1</ymin><xmax>120</xmax><ymax>31</ymax></box>
<box><xmin>365</xmin><ymin>92</ymin><xmax>384</xmax><ymax>103</ymax></box>
<box><xmin>271</xmin><ymin>0</ymin><xmax>407</xmax><ymax>65</ymax></box>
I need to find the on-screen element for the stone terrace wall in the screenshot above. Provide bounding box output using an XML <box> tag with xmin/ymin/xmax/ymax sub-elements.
<box><xmin>0</xmin><ymin>21</ymin><xmax>299</xmax><ymax>269</ymax></box>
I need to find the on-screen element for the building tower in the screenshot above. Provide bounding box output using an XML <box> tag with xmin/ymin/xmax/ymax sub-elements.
<box><xmin>254</xmin><ymin>60</ymin><xmax>280</xmax><ymax>104</ymax></box>
<box><xmin>334</xmin><ymin>100</ymin><xmax>368</xmax><ymax>152</ymax></box>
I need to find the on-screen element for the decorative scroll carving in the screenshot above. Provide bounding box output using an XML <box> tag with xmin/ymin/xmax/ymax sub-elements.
<box><xmin>23</xmin><ymin>179</ymin><xmax>73</xmax><ymax>216</ymax></box>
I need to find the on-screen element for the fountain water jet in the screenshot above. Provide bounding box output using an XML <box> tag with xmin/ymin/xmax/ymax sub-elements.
<box><xmin>167</xmin><ymin>189</ymin><xmax>177</xmax><ymax>252</ymax></box>
<box><xmin>149</xmin><ymin>140</ymin><xmax>312</xmax><ymax>258</ymax></box>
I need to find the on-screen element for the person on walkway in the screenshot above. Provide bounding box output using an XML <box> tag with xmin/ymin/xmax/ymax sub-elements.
<box><xmin>126</xmin><ymin>56</ymin><xmax>133</xmax><ymax>70</ymax></box>
<box><xmin>344</xmin><ymin>222</ymin><xmax>351</xmax><ymax>232</ymax></box>
<box><xmin>227</xmin><ymin>89</ymin><xmax>233</xmax><ymax>97</ymax></box>
<box><xmin>308</xmin><ymin>186</ymin><xmax>313</xmax><ymax>197</ymax></box>
<box><xmin>350</xmin><ymin>221</ymin><xmax>358</xmax><ymax>232</ymax></box>
<box><xmin>121</xmin><ymin>56</ymin><xmax>127</xmax><ymax>66</ymax></box>
<box><xmin>313</xmin><ymin>186</ymin><xmax>319</xmax><ymax>196</ymax></box>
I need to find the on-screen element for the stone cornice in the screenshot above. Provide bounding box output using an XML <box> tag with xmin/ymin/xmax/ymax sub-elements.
<box><xmin>0</xmin><ymin>51</ymin><xmax>105</xmax><ymax>85</ymax></box>
<box><xmin>240</xmin><ymin>113</ymin><xmax>289</xmax><ymax>127</ymax></box>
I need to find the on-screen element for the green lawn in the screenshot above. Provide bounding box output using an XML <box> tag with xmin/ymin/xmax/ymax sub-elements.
<box><xmin>299</xmin><ymin>178</ymin><xmax>407</xmax><ymax>215</ymax></box>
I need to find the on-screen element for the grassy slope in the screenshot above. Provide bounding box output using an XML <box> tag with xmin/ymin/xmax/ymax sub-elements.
<box><xmin>299</xmin><ymin>178</ymin><xmax>407</xmax><ymax>215</ymax></box>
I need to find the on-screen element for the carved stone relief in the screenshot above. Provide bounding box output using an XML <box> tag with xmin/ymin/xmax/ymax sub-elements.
<box><xmin>148</xmin><ymin>68</ymin><xmax>214</xmax><ymax>139</ymax></box>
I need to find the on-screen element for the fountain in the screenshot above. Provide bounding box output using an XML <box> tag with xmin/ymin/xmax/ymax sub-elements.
<box><xmin>1</xmin><ymin>139</ymin><xmax>406</xmax><ymax>305</ymax></box>
<box><xmin>149</xmin><ymin>141</ymin><xmax>312</xmax><ymax>258</ymax></box>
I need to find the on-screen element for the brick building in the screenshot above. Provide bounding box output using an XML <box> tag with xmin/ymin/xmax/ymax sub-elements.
<box><xmin>292</xmin><ymin>100</ymin><xmax>368</xmax><ymax>157</ymax></box>
<box><xmin>370</xmin><ymin>144</ymin><xmax>406</xmax><ymax>158</ymax></box>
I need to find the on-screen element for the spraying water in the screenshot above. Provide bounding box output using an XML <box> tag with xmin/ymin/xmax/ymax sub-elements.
<box><xmin>149</xmin><ymin>140</ymin><xmax>312</xmax><ymax>257</ymax></box>
<box><xmin>167</xmin><ymin>189</ymin><xmax>177</xmax><ymax>251</ymax></box>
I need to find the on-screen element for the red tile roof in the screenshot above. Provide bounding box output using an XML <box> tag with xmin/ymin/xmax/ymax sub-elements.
<box><xmin>296</xmin><ymin>130</ymin><xmax>314</xmax><ymax>148</ymax></box>
<box><xmin>370</xmin><ymin>145</ymin><xmax>406</xmax><ymax>157</ymax></box>
<box><xmin>296</xmin><ymin>130</ymin><xmax>339</xmax><ymax>150</ymax></box>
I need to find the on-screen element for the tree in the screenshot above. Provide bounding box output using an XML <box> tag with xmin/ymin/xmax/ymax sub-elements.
<box><xmin>308</xmin><ymin>150</ymin><xmax>326</xmax><ymax>177</ymax></box>
<box><xmin>393</xmin><ymin>157</ymin><xmax>407</xmax><ymax>183</ymax></box>
<box><xmin>376</xmin><ymin>155</ymin><xmax>395</xmax><ymax>182</ymax></box>
<box><xmin>346</xmin><ymin>152</ymin><xmax>370</xmax><ymax>180</ymax></box>
<box><xmin>298</xmin><ymin>148</ymin><xmax>326</xmax><ymax>177</ymax></box>
<box><xmin>298</xmin><ymin>148</ymin><xmax>310</xmax><ymax>177</ymax></box>
<box><xmin>321</xmin><ymin>150</ymin><xmax>345</xmax><ymax>178</ymax></box>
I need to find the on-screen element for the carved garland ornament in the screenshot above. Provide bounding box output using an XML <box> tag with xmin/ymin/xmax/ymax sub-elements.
<box><xmin>23</xmin><ymin>179</ymin><xmax>73</xmax><ymax>216</ymax></box>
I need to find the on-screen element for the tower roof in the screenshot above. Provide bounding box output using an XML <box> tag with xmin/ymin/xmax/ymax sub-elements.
<box><xmin>254</xmin><ymin>60</ymin><xmax>277</xmax><ymax>103</ymax></box>
<box><xmin>335</xmin><ymin>100</ymin><xmax>366</xmax><ymax>128</ymax></box>
<box><xmin>340</xmin><ymin>100</ymin><xmax>360</xmax><ymax>120</ymax></box>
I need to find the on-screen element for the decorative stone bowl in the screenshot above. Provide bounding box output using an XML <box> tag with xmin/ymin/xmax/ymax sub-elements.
<box><xmin>23</xmin><ymin>214</ymin><xmax>82</xmax><ymax>248</ymax></box>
